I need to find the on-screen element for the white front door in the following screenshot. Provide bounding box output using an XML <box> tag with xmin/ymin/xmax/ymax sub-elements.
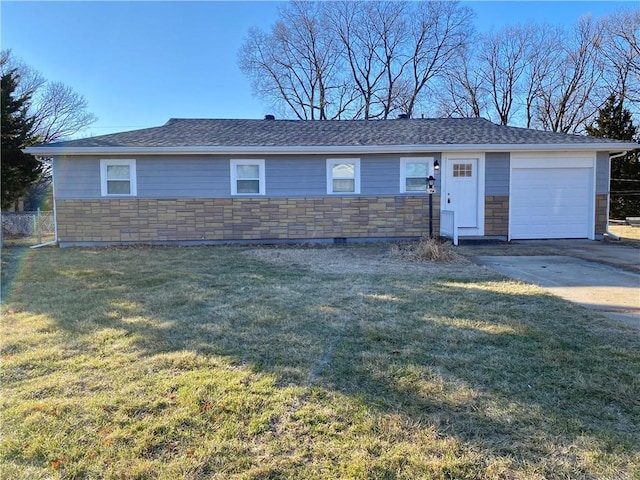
<box><xmin>445</xmin><ymin>158</ymin><xmax>479</xmax><ymax>228</ymax></box>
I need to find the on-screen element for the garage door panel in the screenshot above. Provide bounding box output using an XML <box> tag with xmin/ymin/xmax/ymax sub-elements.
<box><xmin>516</xmin><ymin>218</ymin><xmax>587</xmax><ymax>230</ymax></box>
<box><xmin>510</xmin><ymin>166</ymin><xmax>592</xmax><ymax>239</ymax></box>
<box><xmin>512</xmin><ymin>203</ymin><xmax>587</xmax><ymax>216</ymax></box>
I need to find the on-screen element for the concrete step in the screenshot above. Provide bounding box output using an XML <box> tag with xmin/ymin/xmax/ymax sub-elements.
<box><xmin>457</xmin><ymin>236</ymin><xmax>507</xmax><ymax>245</ymax></box>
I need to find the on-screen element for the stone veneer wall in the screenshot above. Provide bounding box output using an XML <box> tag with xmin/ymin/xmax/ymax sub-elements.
<box><xmin>484</xmin><ymin>195</ymin><xmax>509</xmax><ymax>236</ymax></box>
<box><xmin>56</xmin><ymin>196</ymin><xmax>440</xmax><ymax>244</ymax></box>
<box><xmin>595</xmin><ymin>194</ymin><xmax>608</xmax><ymax>236</ymax></box>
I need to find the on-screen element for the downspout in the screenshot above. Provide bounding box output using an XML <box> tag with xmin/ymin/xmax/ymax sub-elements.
<box><xmin>604</xmin><ymin>151</ymin><xmax>628</xmax><ymax>241</ymax></box>
<box><xmin>30</xmin><ymin>157</ymin><xmax>58</xmax><ymax>249</ymax></box>
<box><xmin>30</xmin><ymin>239</ymin><xmax>57</xmax><ymax>249</ymax></box>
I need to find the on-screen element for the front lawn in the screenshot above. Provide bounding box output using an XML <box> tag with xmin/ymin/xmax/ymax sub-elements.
<box><xmin>1</xmin><ymin>246</ymin><xmax>638</xmax><ymax>479</ymax></box>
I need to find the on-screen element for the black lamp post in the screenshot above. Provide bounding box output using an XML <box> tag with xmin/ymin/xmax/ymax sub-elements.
<box><xmin>427</xmin><ymin>175</ymin><xmax>435</xmax><ymax>238</ymax></box>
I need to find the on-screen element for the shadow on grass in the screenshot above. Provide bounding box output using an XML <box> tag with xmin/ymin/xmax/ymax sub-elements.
<box><xmin>3</xmin><ymin>246</ymin><xmax>639</xmax><ymax>475</ymax></box>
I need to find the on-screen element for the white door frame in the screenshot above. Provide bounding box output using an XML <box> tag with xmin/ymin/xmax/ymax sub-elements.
<box><xmin>509</xmin><ymin>152</ymin><xmax>596</xmax><ymax>241</ymax></box>
<box><xmin>441</xmin><ymin>152</ymin><xmax>485</xmax><ymax>237</ymax></box>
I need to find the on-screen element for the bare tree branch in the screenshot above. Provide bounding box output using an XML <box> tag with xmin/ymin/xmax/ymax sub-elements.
<box><xmin>534</xmin><ymin>15</ymin><xmax>605</xmax><ymax>133</ymax></box>
<box><xmin>479</xmin><ymin>25</ymin><xmax>535</xmax><ymax>125</ymax></box>
<box><xmin>1</xmin><ymin>49</ymin><xmax>96</xmax><ymax>142</ymax></box>
<box><xmin>237</xmin><ymin>1</ymin><xmax>636</xmax><ymax>132</ymax></box>
<box><xmin>399</xmin><ymin>1</ymin><xmax>475</xmax><ymax>117</ymax></box>
<box><xmin>434</xmin><ymin>40</ymin><xmax>487</xmax><ymax>118</ymax></box>
<box><xmin>597</xmin><ymin>9</ymin><xmax>640</xmax><ymax>116</ymax></box>
<box><xmin>239</xmin><ymin>2</ymin><xmax>346</xmax><ymax>120</ymax></box>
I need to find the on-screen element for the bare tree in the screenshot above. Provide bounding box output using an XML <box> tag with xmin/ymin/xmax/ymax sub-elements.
<box><xmin>375</xmin><ymin>2</ymin><xmax>410</xmax><ymax>118</ymax></box>
<box><xmin>30</xmin><ymin>82</ymin><xmax>97</xmax><ymax>143</ymax></box>
<box><xmin>597</xmin><ymin>9</ymin><xmax>640</xmax><ymax>113</ymax></box>
<box><xmin>435</xmin><ymin>17</ymin><xmax>612</xmax><ymax>132</ymax></box>
<box><xmin>521</xmin><ymin>24</ymin><xmax>562</xmax><ymax>128</ymax></box>
<box><xmin>534</xmin><ymin>15</ymin><xmax>605</xmax><ymax>133</ymax></box>
<box><xmin>239</xmin><ymin>0</ymin><xmax>472</xmax><ymax>120</ymax></box>
<box><xmin>397</xmin><ymin>1</ymin><xmax>474</xmax><ymax>117</ymax></box>
<box><xmin>239</xmin><ymin>2</ymin><xmax>349</xmax><ymax>120</ymax></box>
<box><xmin>479</xmin><ymin>24</ymin><xmax>535</xmax><ymax>125</ymax></box>
<box><xmin>327</xmin><ymin>1</ymin><xmax>408</xmax><ymax>119</ymax></box>
<box><xmin>0</xmin><ymin>49</ymin><xmax>96</xmax><ymax>142</ymax></box>
<box><xmin>435</xmin><ymin>40</ymin><xmax>487</xmax><ymax>118</ymax></box>
<box><xmin>238</xmin><ymin>1</ymin><xmax>635</xmax><ymax>131</ymax></box>
<box><xmin>327</xmin><ymin>1</ymin><xmax>381</xmax><ymax>119</ymax></box>
<box><xmin>0</xmin><ymin>50</ymin><xmax>46</xmax><ymax>100</ymax></box>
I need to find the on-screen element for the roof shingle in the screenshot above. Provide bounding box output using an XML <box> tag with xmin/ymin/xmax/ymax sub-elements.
<box><xmin>41</xmin><ymin>117</ymin><xmax>635</xmax><ymax>148</ymax></box>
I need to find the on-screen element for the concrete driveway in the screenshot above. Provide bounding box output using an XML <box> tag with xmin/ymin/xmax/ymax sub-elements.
<box><xmin>473</xmin><ymin>241</ymin><xmax>640</xmax><ymax>328</ymax></box>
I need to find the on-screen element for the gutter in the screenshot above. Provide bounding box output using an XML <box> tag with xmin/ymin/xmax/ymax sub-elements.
<box><xmin>24</xmin><ymin>141</ymin><xmax>640</xmax><ymax>157</ymax></box>
<box><xmin>604</xmin><ymin>150</ymin><xmax>630</xmax><ymax>241</ymax></box>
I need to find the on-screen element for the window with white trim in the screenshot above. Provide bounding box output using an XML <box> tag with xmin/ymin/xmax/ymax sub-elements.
<box><xmin>230</xmin><ymin>159</ymin><xmax>265</xmax><ymax>195</ymax></box>
<box><xmin>100</xmin><ymin>159</ymin><xmax>137</xmax><ymax>196</ymax></box>
<box><xmin>327</xmin><ymin>158</ymin><xmax>360</xmax><ymax>194</ymax></box>
<box><xmin>400</xmin><ymin>157</ymin><xmax>434</xmax><ymax>193</ymax></box>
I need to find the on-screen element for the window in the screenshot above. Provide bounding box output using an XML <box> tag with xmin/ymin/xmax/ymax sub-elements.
<box><xmin>327</xmin><ymin>158</ymin><xmax>360</xmax><ymax>194</ymax></box>
<box><xmin>453</xmin><ymin>163</ymin><xmax>473</xmax><ymax>177</ymax></box>
<box><xmin>100</xmin><ymin>159</ymin><xmax>137</xmax><ymax>196</ymax></box>
<box><xmin>231</xmin><ymin>159</ymin><xmax>265</xmax><ymax>195</ymax></box>
<box><xmin>400</xmin><ymin>157</ymin><xmax>434</xmax><ymax>193</ymax></box>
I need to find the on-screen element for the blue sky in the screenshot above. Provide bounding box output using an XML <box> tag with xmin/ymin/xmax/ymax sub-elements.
<box><xmin>1</xmin><ymin>1</ymin><xmax>636</xmax><ymax>137</ymax></box>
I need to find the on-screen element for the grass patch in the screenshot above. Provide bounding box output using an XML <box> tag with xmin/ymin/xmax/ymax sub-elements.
<box><xmin>1</xmin><ymin>245</ymin><xmax>639</xmax><ymax>479</ymax></box>
<box><xmin>609</xmin><ymin>224</ymin><xmax>640</xmax><ymax>244</ymax></box>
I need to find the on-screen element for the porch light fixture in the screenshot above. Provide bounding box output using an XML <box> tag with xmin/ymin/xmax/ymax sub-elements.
<box><xmin>426</xmin><ymin>175</ymin><xmax>436</xmax><ymax>238</ymax></box>
<box><xmin>433</xmin><ymin>159</ymin><xmax>440</xmax><ymax>170</ymax></box>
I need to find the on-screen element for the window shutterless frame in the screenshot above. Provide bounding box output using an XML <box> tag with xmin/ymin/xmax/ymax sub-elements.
<box><xmin>400</xmin><ymin>157</ymin><xmax>435</xmax><ymax>193</ymax></box>
<box><xmin>230</xmin><ymin>159</ymin><xmax>265</xmax><ymax>195</ymax></box>
<box><xmin>100</xmin><ymin>159</ymin><xmax>137</xmax><ymax>196</ymax></box>
<box><xmin>326</xmin><ymin>158</ymin><xmax>360</xmax><ymax>194</ymax></box>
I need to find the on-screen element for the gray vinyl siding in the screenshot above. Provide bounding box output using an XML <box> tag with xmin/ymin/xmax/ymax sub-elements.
<box><xmin>54</xmin><ymin>154</ymin><xmax>444</xmax><ymax>199</ymax></box>
<box><xmin>362</xmin><ymin>156</ymin><xmax>400</xmax><ymax>195</ymax></box>
<box><xmin>266</xmin><ymin>154</ymin><xmax>441</xmax><ymax>196</ymax></box>
<box><xmin>138</xmin><ymin>157</ymin><xmax>229</xmax><ymax>198</ymax></box>
<box><xmin>264</xmin><ymin>157</ymin><xmax>326</xmax><ymax>196</ymax></box>
<box><xmin>485</xmin><ymin>152</ymin><xmax>510</xmax><ymax>196</ymax></box>
<box><xmin>54</xmin><ymin>155</ymin><xmax>231</xmax><ymax>199</ymax></box>
<box><xmin>595</xmin><ymin>151</ymin><xmax>610</xmax><ymax>194</ymax></box>
<box><xmin>54</xmin><ymin>157</ymin><xmax>101</xmax><ymax>199</ymax></box>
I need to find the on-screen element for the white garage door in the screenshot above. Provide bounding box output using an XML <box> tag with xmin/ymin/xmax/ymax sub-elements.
<box><xmin>511</xmin><ymin>163</ymin><xmax>593</xmax><ymax>239</ymax></box>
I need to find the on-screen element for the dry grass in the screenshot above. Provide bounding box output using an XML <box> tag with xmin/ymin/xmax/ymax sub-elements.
<box><xmin>1</xmin><ymin>245</ymin><xmax>638</xmax><ymax>479</ymax></box>
<box><xmin>389</xmin><ymin>237</ymin><xmax>458</xmax><ymax>263</ymax></box>
<box><xmin>1</xmin><ymin>233</ymin><xmax>56</xmax><ymax>247</ymax></box>
<box><xmin>609</xmin><ymin>224</ymin><xmax>640</xmax><ymax>243</ymax></box>
<box><xmin>245</xmin><ymin>242</ymin><xmax>478</xmax><ymax>277</ymax></box>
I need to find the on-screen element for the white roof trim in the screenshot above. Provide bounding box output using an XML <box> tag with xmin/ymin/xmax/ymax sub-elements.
<box><xmin>24</xmin><ymin>142</ymin><xmax>638</xmax><ymax>156</ymax></box>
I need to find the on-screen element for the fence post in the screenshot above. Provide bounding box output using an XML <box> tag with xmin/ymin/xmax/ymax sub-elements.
<box><xmin>37</xmin><ymin>208</ymin><xmax>42</xmax><ymax>244</ymax></box>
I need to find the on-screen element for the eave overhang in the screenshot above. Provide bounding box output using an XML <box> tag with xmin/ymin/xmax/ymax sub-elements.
<box><xmin>24</xmin><ymin>142</ymin><xmax>639</xmax><ymax>157</ymax></box>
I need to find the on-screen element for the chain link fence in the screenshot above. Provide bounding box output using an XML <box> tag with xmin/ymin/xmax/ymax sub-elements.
<box><xmin>1</xmin><ymin>211</ymin><xmax>55</xmax><ymax>246</ymax></box>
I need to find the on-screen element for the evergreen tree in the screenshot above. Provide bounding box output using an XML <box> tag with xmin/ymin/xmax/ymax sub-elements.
<box><xmin>1</xmin><ymin>69</ymin><xmax>42</xmax><ymax>210</ymax></box>
<box><xmin>586</xmin><ymin>94</ymin><xmax>640</xmax><ymax>219</ymax></box>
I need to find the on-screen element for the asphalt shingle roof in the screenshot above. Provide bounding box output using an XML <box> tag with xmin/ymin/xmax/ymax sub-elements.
<box><xmin>43</xmin><ymin>117</ymin><xmax>634</xmax><ymax>148</ymax></box>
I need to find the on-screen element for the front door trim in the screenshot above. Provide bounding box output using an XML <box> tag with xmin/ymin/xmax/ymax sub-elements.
<box><xmin>441</xmin><ymin>152</ymin><xmax>485</xmax><ymax>237</ymax></box>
